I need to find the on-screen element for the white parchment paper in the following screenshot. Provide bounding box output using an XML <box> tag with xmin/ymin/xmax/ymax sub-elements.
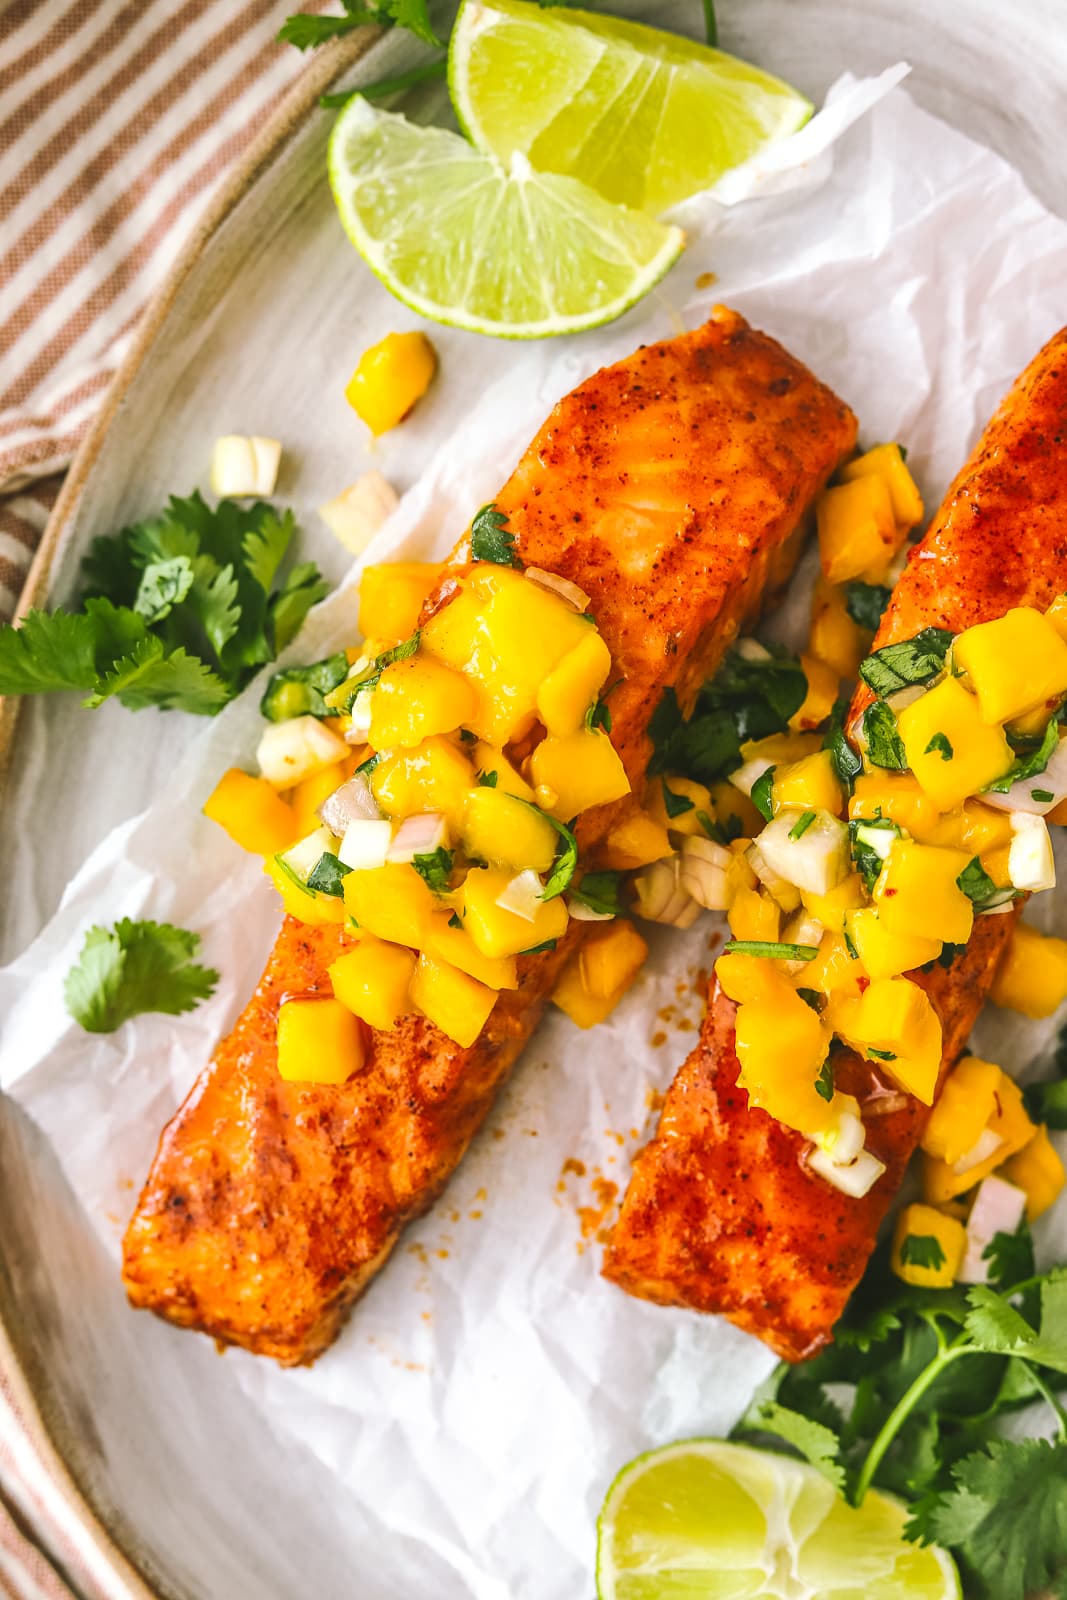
<box><xmin>4</xmin><ymin>76</ymin><xmax>1067</xmax><ymax>1598</ymax></box>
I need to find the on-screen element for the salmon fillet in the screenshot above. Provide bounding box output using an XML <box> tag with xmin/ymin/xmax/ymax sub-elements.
<box><xmin>122</xmin><ymin>308</ymin><xmax>855</xmax><ymax>1364</ymax></box>
<box><xmin>604</xmin><ymin>325</ymin><xmax>1067</xmax><ymax>1362</ymax></box>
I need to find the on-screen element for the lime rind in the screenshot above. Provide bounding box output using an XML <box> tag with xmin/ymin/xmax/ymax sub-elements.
<box><xmin>327</xmin><ymin>97</ymin><xmax>684</xmax><ymax>340</ymax></box>
<box><xmin>449</xmin><ymin>0</ymin><xmax>813</xmax><ymax>216</ymax></box>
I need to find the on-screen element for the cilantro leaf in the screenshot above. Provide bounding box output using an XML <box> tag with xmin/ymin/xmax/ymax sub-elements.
<box><xmin>64</xmin><ymin>919</ymin><xmax>218</xmax><ymax>1033</ymax></box>
<box><xmin>824</xmin><ymin>694</ymin><xmax>863</xmax><ymax>792</ymax></box>
<box><xmin>478</xmin><ymin>770</ymin><xmax>499</xmax><ymax>788</ymax></box>
<box><xmin>281</xmin><ymin>0</ymin><xmax>441</xmax><ymax>50</ymax></box>
<box><xmin>922</xmin><ymin>1438</ymin><xmax>1067</xmax><ymax>1600</ymax></box>
<box><xmin>956</xmin><ymin>856</ymin><xmax>1017</xmax><ymax>912</ymax></box>
<box><xmin>260</xmin><ymin>652</ymin><xmax>350</xmax><ymax>721</ymax></box>
<box><xmin>815</xmin><ymin>1056</ymin><xmax>835</xmax><ymax>1100</ymax></box>
<box><xmin>1025</xmin><ymin>1074</ymin><xmax>1067</xmax><ymax>1130</ymax></box>
<box><xmin>538</xmin><ymin>812</ymin><xmax>579</xmax><ymax>900</ymax></box>
<box><xmin>723</xmin><ymin>940</ymin><xmax>818</xmax><ymax>961</ymax></box>
<box><xmin>925</xmin><ymin>731</ymin><xmax>954</xmax><ymax>761</ymax></box>
<box><xmin>900</xmin><ymin>1235</ymin><xmax>947</xmax><ymax>1271</ymax></box>
<box><xmin>571</xmin><ymin>870</ymin><xmax>623</xmax><ymax>916</ymax></box>
<box><xmin>306</xmin><ymin>852</ymin><xmax>352</xmax><ymax>897</ymax></box>
<box><xmin>751</xmin><ymin>766</ymin><xmax>776</xmax><ymax>821</ymax></box>
<box><xmin>412</xmin><ymin>846</ymin><xmax>453</xmax><ymax>895</ymax></box>
<box><xmin>661</xmin><ymin>779</ymin><xmax>695</xmax><ymax>819</ymax></box>
<box><xmin>849</xmin><ymin>817</ymin><xmax>899</xmax><ymax>891</ymax></box>
<box><xmin>859</xmin><ymin>627</ymin><xmax>955</xmax><ymax>696</ymax></box>
<box><xmin>470</xmin><ymin>502</ymin><xmax>520</xmax><ymax>567</ymax></box>
<box><xmin>845</xmin><ymin>580</ymin><xmax>892</xmax><ymax>632</ymax></box>
<box><xmin>965</xmin><ymin>1273</ymin><xmax>1067</xmax><ymax>1372</ymax></box>
<box><xmin>278</xmin><ymin>10</ymin><xmax>375</xmax><ymax>49</ymax></box>
<box><xmin>985</xmin><ymin>716</ymin><xmax>1059</xmax><ymax>794</ymax></box>
<box><xmin>983</xmin><ymin>1225</ymin><xmax>1035</xmax><ymax>1292</ymax></box>
<box><xmin>647</xmin><ymin>644</ymin><xmax>806</xmax><ymax>786</ymax></box>
<box><xmin>862</xmin><ymin>700</ymin><xmax>907</xmax><ymax>770</ymax></box>
<box><xmin>0</xmin><ymin>609</ymin><xmax>102</xmax><ymax>693</ymax></box>
<box><xmin>749</xmin><ymin>1402</ymin><xmax>846</xmax><ymax>1492</ymax></box>
<box><xmin>85</xmin><ymin>637</ymin><xmax>230</xmax><ymax>714</ymax></box>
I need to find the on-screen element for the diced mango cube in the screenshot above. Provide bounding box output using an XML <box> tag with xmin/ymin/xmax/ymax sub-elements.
<box><xmin>849</xmin><ymin>771</ymin><xmax>945</xmax><ymax>841</ymax></box>
<box><xmin>739</xmin><ymin>731</ymin><xmax>822</xmax><ymax>767</ymax></box>
<box><xmin>845</xmin><ymin>908</ymin><xmax>941</xmax><ymax>980</ymax></box>
<box><xmin>923</xmin><ymin>1071</ymin><xmax>1035</xmax><ymax>1202</ymax></box>
<box><xmin>371</xmin><ymin>736</ymin><xmax>474</xmax><ymax>832</ymax></box>
<box><xmin>817</xmin><ymin>475</ymin><xmax>899</xmax><ymax>584</ymax></box>
<box><xmin>809</xmin><ymin>579</ymin><xmax>868</xmax><ymax>679</ymax></box>
<box><xmin>926</xmin><ymin>800</ymin><xmax>1014</xmax><ymax>856</ymax></box>
<box><xmin>579</xmin><ymin>920</ymin><xmax>648</xmax><ymax>1000</ymax></box>
<box><xmin>552</xmin><ymin>960</ymin><xmax>618</xmax><ymax>1028</ymax></box>
<box><xmin>953</xmin><ymin>606</ymin><xmax>1067</xmax><ymax>725</ymax></box>
<box><xmin>841</xmin><ymin>976</ymin><xmax>942</xmax><ymax>1104</ymax></box>
<box><xmin>734</xmin><ymin>992</ymin><xmax>834</xmax><ymax>1137</ymax></box>
<box><xmin>772</xmin><ymin>750</ymin><xmax>844</xmax><ymax>817</ymax></box>
<box><xmin>359</xmin><ymin>561</ymin><xmax>443</xmax><ymax>643</ymax></box>
<box><xmin>370</xmin><ymin>654</ymin><xmax>479</xmax><ymax>749</ymax></box>
<box><xmin>345</xmin><ymin>330</ymin><xmax>437</xmax><ymax>435</ymax></box>
<box><xmin>535</xmin><ymin>628</ymin><xmax>612</xmax><ymax>736</ymax></box>
<box><xmin>264</xmin><ymin>855</ymin><xmax>347</xmax><ymax>926</ymax></box>
<box><xmin>204</xmin><ymin>768</ymin><xmax>299</xmax><ymax>855</ymax></box>
<box><xmin>288</xmin><ymin>759</ymin><xmax>354</xmax><ymax>838</ymax></box>
<box><xmin>729</xmin><ymin>885</ymin><xmax>780</xmax><ymax>943</ymax></box>
<box><xmin>715</xmin><ymin>951</ymin><xmax>797</xmax><ymax>1006</ymax></box>
<box><xmin>647</xmin><ymin>775</ymin><xmax>714</xmax><ymax>837</ymax></box>
<box><xmin>708</xmin><ymin>780</ymin><xmax>763</xmax><ymax>841</ymax></box>
<box><xmin>600</xmin><ymin>809</ymin><xmax>672</xmax><ymax>870</ymax></box>
<box><xmin>276</xmin><ymin>997</ymin><xmax>366</xmax><ymax>1084</ymax></box>
<box><xmin>410</xmin><ymin>953</ymin><xmax>497</xmax><ymax>1048</ymax></box>
<box><xmin>898</xmin><ymin>677</ymin><xmax>1013</xmax><ymax>809</ymax></box>
<box><xmin>802</xmin><ymin>874</ymin><xmax>866</xmax><ymax>933</ymax></box>
<box><xmin>529</xmin><ymin>729</ymin><xmax>630</xmax><ymax>820</ymax></box>
<box><xmin>420</xmin><ymin>574</ymin><xmax>494</xmax><ymax>676</ymax></box>
<box><xmin>990</xmin><ymin>921</ymin><xmax>1067</xmax><ymax>1018</ymax></box>
<box><xmin>342</xmin><ymin>861</ymin><xmax>436</xmax><ymax>947</ymax></box>
<box><xmin>874</xmin><ymin>841</ymin><xmax>974</xmax><ymax>945</ymax></box>
<box><xmin>890</xmin><ymin>1203</ymin><xmax>965</xmax><ymax>1288</ymax></box>
<box><xmin>789</xmin><ymin>654</ymin><xmax>841</xmax><ymax>732</ymax></box>
<box><xmin>1000</xmin><ymin>1126</ymin><xmax>1066</xmax><ymax>1221</ymax></box>
<box><xmin>840</xmin><ymin>443</ymin><xmax>923</xmax><ymax>531</ymax></box>
<box><xmin>472</xmin><ymin>741</ymin><xmax>535</xmax><ymax>802</ymax></box>
<box><xmin>461</xmin><ymin>865</ymin><xmax>569</xmax><ymax>958</ymax></box>
<box><xmin>423</xmin><ymin>911</ymin><xmax>518</xmax><ymax>990</ymax></box>
<box><xmin>463</xmin><ymin>786</ymin><xmax>558</xmax><ymax>874</ymax></box>
<box><xmin>329</xmin><ymin>938</ymin><xmax>416</xmax><ymax>1030</ymax></box>
<box><xmin>805</xmin><ymin>933</ymin><xmax>865</xmax><ymax>1006</ymax></box>
<box><xmin>921</xmin><ymin>1055</ymin><xmax>1003</xmax><ymax>1165</ymax></box>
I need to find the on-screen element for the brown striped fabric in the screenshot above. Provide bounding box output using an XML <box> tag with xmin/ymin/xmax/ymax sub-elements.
<box><xmin>0</xmin><ymin>0</ymin><xmax>335</xmax><ymax>624</ymax></box>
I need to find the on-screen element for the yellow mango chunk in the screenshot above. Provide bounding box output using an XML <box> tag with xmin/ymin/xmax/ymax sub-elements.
<box><xmin>535</xmin><ymin>627</ymin><xmax>612</xmax><ymax>736</ymax></box>
<box><xmin>579</xmin><ymin>920</ymin><xmax>649</xmax><ymax>1000</ymax></box>
<box><xmin>954</xmin><ymin>606</ymin><xmax>1067</xmax><ymax>724</ymax></box>
<box><xmin>739</xmin><ymin>730</ymin><xmax>822</xmax><ymax>767</ymax></box>
<box><xmin>708</xmin><ymin>780</ymin><xmax>763</xmax><ymax>840</ymax></box>
<box><xmin>463</xmin><ymin>785</ymin><xmax>558</xmax><ymax>874</ymax></box>
<box><xmin>370</xmin><ymin>654</ymin><xmax>479</xmax><ymax>749</ymax></box>
<box><xmin>204</xmin><ymin>768</ymin><xmax>299</xmax><ymax>855</ymax></box>
<box><xmin>898</xmin><ymin>676</ymin><xmax>1013</xmax><ymax>809</ymax></box>
<box><xmin>817</xmin><ymin>474</ymin><xmax>899</xmax><ymax>584</ymax></box>
<box><xmin>371</xmin><ymin>737</ymin><xmax>474</xmax><ymax>832</ymax></box>
<box><xmin>809</xmin><ymin>579</ymin><xmax>868</xmax><ymax>680</ymax></box>
<box><xmin>342</xmin><ymin>861</ymin><xmax>436</xmax><ymax>947</ymax></box>
<box><xmin>772</xmin><ymin>750</ymin><xmax>844</xmax><ymax>817</ymax></box>
<box><xmin>287</xmin><ymin>759</ymin><xmax>354</xmax><ymax>838</ymax></box>
<box><xmin>359</xmin><ymin>561</ymin><xmax>443</xmax><ymax>644</ymax></box>
<box><xmin>874</xmin><ymin>841</ymin><xmax>974</xmax><ymax>946</ymax></box>
<box><xmin>729</xmin><ymin>886</ymin><xmax>780</xmax><ymax>943</ymax></box>
<box><xmin>420</xmin><ymin>574</ymin><xmax>493</xmax><ymax>674</ymax></box>
<box><xmin>264</xmin><ymin>855</ymin><xmax>347</xmax><ymax>926</ymax></box>
<box><xmin>600</xmin><ymin>809</ymin><xmax>672</xmax><ymax>870</ymax></box>
<box><xmin>802</xmin><ymin>874</ymin><xmax>866</xmax><ymax>934</ymax></box>
<box><xmin>891</xmin><ymin>1203</ymin><xmax>965</xmax><ymax>1289</ymax></box>
<box><xmin>990</xmin><ymin>921</ymin><xmax>1067</xmax><ymax>1018</ymax></box>
<box><xmin>472</xmin><ymin>741</ymin><xmax>534</xmax><ymax>802</ymax></box>
<box><xmin>1000</xmin><ymin>1126</ymin><xmax>1066</xmax><ymax>1221</ymax></box>
<box><xmin>849</xmin><ymin>771</ymin><xmax>945</xmax><ymax>841</ymax></box>
<box><xmin>845</xmin><ymin>908</ymin><xmax>941</xmax><ymax>980</ymax></box>
<box><xmin>423</xmin><ymin>911</ymin><xmax>517</xmax><ymax>990</ymax></box>
<box><xmin>921</xmin><ymin>1055</ymin><xmax>1004</xmax><ymax>1166</ymax></box>
<box><xmin>841</xmin><ymin>443</ymin><xmax>924</xmax><ymax>531</ymax></box>
<box><xmin>329</xmin><ymin>938</ymin><xmax>416</xmax><ymax>1030</ymax></box>
<box><xmin>276</xmin><ymin>997</ymin><xmax>366</xmax><ymax>1084</ymax></box>
<box><xmin>925</xmin><ymin>800</ymin><xmax>1014</xmax><ymax>856</ymax></box>
<box><xmin>529</xmin><ymin>729</ymin><xmax>631</xmax><ymax>820</ymax></box>
<box><xmin>734</xmin><ymin>992</ymin><xmax>834</xmax><ymax>1137</ymax></box>
<box><xmin>923</xmin><ymin>1071</ymin><xmax>1035</xmax><ymax>1202</ymax></box>
<box><xmin>646</xmin><ymin>775</ymin><xmax>714</xmax><ymax>838</ymax></box>
<box><xmin>461</xmin><ymin>865</ymin><xmax>569</xmax><ymax>958</ymax></box>
<box><xmin>715</xmin><ymin>951</ymin><xmax>797</xmax><ymax>1006</ymax></box>
<box><xmin>345</xmin><ymin>330</ymin><xmax>437</xmax><ymax>435</ymax></box>
<box><xmin>805</xmin><ymin>933</ymin><xmax>865</xmax><ymax>1007</ymax></box>
<box><xmin>789</xmin><ymin>653</ymin><xmax>841</xmax><ymax>732</ymax></box>
<box><xmin>842</xmin><ymin>977</ymin><xmax>942</xmax><ymax>1103</ymax></box>
<box><xmin>410</xmin><ymin>953</ymin><xmax>497</xmax><ymax>1048</ymax></box>
<box><xmin>552</xmin><ymin>963</ymin><xmax>618</xmax><ymax>1028</ymax></box>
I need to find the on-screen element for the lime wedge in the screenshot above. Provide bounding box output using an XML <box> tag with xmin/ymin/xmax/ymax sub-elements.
<box><xmin>449</xmin><ymin>0</ymin><xmax>812</xmax><ymax>216</ymax></box>
<box><xmin>596</xmin><ymin>1440</ymin><xmax>960</xmax><ymax>1600</ymax></box>
<box><xmin>327</xmin><ymin>98</ymin><xmax>684</xmax><ymax>339</ymax></box>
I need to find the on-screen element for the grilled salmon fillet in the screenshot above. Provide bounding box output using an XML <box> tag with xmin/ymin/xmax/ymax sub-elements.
<box><xmin>122</xmin><ymin>308</ymin><xmax>855</xmax><ymax>1364</ymax></box>
<box><xmin>604</xmin><ymin>325</ymin><xmax>1067</xmax><ymax>1363</ymax></box>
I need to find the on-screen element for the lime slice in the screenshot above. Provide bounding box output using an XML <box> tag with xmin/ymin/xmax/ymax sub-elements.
<box><xmin>596</xmin><ymin>1440</ymin><xmax>960</xmax><ymax>1600</ymax></box>
<box><xmin>327</xmin><ymin>98</ymin><xmax>684</xmax><ymax>339</ymax></box>
<box><xmin>449</xmin><ymin>0</ymin><xmax>812</xmax><ymax>216</ymax></box>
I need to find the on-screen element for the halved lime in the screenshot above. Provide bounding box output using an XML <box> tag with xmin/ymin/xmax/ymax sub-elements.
<box><xmin>327</xmin><ymin>98</ymin><xmax>684</xmax><ymax>339</ymax></box>
<box><xmin>449</xmin><ymin>0</ymin><xmax>812</xmax><ymax>216</ymax></box>
<box><xmin>596</xmin><ymin>1439</ymin><xmax>960</xmax><ymax>1599</ymax></box>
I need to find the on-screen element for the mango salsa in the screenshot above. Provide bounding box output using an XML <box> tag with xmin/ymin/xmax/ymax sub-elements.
<box><xmin>921</xmin><ymin>1055</ymin><xmax>1002</xmax><ymax>1166</ymax></box>
<box><xmin>734</xmin><ymin>991</ymin><xmax>834</xmax><ymax>1137</ymax></box>
<box><xmin>842</xmin><ymin>976</ymin><xmax>942</xmax><ymax>1103</ymax></box>
<box><xmin>923</xmin><ymin>1070</ymin><xmax>1035</xmax><ymax>1203</ymax></box>
<box><xmin>848</xmin><ymin>771</ymin><xmax>944</xmax><ymax>842</ymax></box>
<box><xmin>802</xmin><ymin>873</ymin><xmax>866</xmax><ymax>933</ymax></box>
<box><xmin>204</xmin><ymin>768</ymin><xmax>299</xmax><ymax>855</ymax></box>
<box><xmin>529</xmin><ymin>729</ymin><xmax>631</xmax><ymax>820</ymax></box>
<box><xmin>1000</xmin><ymin>1126</ymin><xmax>1066</xmax><ymax>1221</ymax></box>
<box><xmin>265</xmin><ymin>854</ymin><xmax>347</xmax><ymax>926</ymax></box>
<box><xmin>409</xmin><ymin>952</ymin><xmax>497</xmax><ymax>1048</ymax></box>
<box><xmin>845</xmin><ymin>908</ymin><xmax>941</xmax><ymax>980</ymax></box>
<box><xmin>772</xmin><ymin>750</ymin><xmax>844</xmax><ymax>817</ymax></box>
<box><xmin>343</xmin><ymin>861</ymin><xmax>436</xmax><ymax>947</ymax></box>
<box><xmin>423</xmin><ymin>911</ymin><xmax>518</xmax><ymax>990</ymax></box>
<box><xmin>990</xmin><ymin>920</ymin><xmax>1067</xmax><ymax>1018</ymax></box>
<box><xmin>646</xmin><ymin>775</ymin><xmax>714</xmax><ymax>837</ymax></box>
<box><xmin>953</xmin><ymin>606</ymin><xmax>1067</xmax><ymax>724</ymax></box>
<box><xmin>873</xmin><ymin>840</ymin><xmax>973</xmax><ymax>946</ymax></box>
<box><xmin>840</xmin><ymin>443</ymin><xmax>923</xmax><ymax>531</ymax></box>
<box><xmin>817</xmin><ymin>474</ymin><xmax>898</xmax><ymax>585</ymax></box>
<box><xmin>729</xmin><ymin>885</ymin><xmax>781</xmax><ymax>942</ymax></box>
<box><xmin>370</xmin><ymin>654</ymin><xmax>479</xmax><ymax>748</ymax></box>
<box><xmin>897</xmin><ymin>676</ymin><xmax>1012</xmax><ymax>809</ymax></box>
<box><xmin>535</xmin><ymin>628</ymin><xmax>612</xmax><ymax>736</ymax></box>
<box><xmin>809</xmin><ymin>579</ymin><xmax>868</xmax><ymax>680</ymax></box>
<box><xmin>461</xmin><ymin>865</ymin><xmax>569</xmax><ymax>958</ymax></box>
<box><xmin>371</xmin><ymin>737</ymin><xmax>474</xmax><ymax>832</ymax></box>
<box><xmin>463</xmin><ymin>786</ymin><xmax>558</xmax><ymax>875</ymax></box>
<box><xmin>276</xmin><ymin>997</ymin><xmax>366</xmax><ymax>1084</ymax></box>
<box><xmin>891</xmin><ymin>1203</ymin><xmax>965</xmax><ymax>1289</ymax></box>
<box><xmin>329</xmin><ymin>938</ymin><xmax>416</xmax><ymax>1030</ymax></box>
<box><xmin>472</xmin><ymin>741</ymin><xmax>535</xmax><ymax>802</ymax></box>
<box><xmin>359</xmin><ymin>561</ymin><xmax>442</xmax><ymax>643</ymax></box>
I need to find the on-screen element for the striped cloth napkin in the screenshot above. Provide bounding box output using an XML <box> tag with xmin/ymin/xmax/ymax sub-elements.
<box><xmin>0</xmin><ymin>0</ymin><xmax>343</xmax><ymax>624</ymax></box>
<box><xmin>0</xmin><ymin>4</ymin><xmax>357</xmax><ymax>1594</ymax></box>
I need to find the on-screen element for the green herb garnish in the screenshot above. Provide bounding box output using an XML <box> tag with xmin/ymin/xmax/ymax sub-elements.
<box><xmin>849</xmin><ymin>817</ymin><xmax>899</xmax><ymax>892</ymax></box>
<box><xmin>570</xmin><ymin>870</ymin><xmax>623</xmax><ymax>917</ymax></box>
<box><xmin>261</xmin><ymin>652</ymin><xmax>350</xmax><ymax>721</ymax></box>
<box><xmin>899</xmin><ymin>1234</ymin><xmax>947</xmax><ymax>1270</ymax></box>
<box><xmin>522</xmin><ymin>938</ymin><xmax>559</xmax><ymax>955</ymax></box>
<box><xmin>280</xmin><ymin>0</ymin><xmax>441</xmax><ymax>52</ymax></box>
<box><xmin>789</xmin><ymin>810</ymin><xmax>816</xmax><ymax>840</ymax></box>
<box><xmin>824</xmin><ymin>695</ymin><xmax>863</xmax><ymax>792</ymax></box>
<box><xmin>662</xmin><ymin>779</ymin><xmax>695</xmax><ymax>819</ymax></box>
<box><xmin>647</xmin><ymin>644</ymin><xmax>806</xmax><ymax>787</ymax></box>
<box><xmin>470</xmin><ymin>502</ymin><xmax>520</xmax><ymax>567</ymax></box>
<box><xmin>478</xmin><ymin>770</ymin><xmax>499</xmax><ymax>788</ymax></box>
<box><xmin>319</xmin><ymin>57</ymin><xmax>447</xmax><ymax>107</ymax></box>
<box><xmin>925</xmin><ymin>731</ymin><xmax>954</xmax><ymax>761</ymax></box>
<box><xmin>306</xmin><ymin>852</ymin><xmax>352</xmax><ymax>897</ymax></box>
<box><xmin>64</xmin><ymin>918</ymin><xmax>219</xmax><ymax>1033</ymax></box>
<box><xmin>986</xmin><ymin>716</ymin><xmax>1059</xmax><ymax>794</ymax></box>
<box><xmin>751</xmin><ymin>767</ymin><xmax>776</xmax><ymax>822</ymax></box>
<box><xmin>956</xmin><ymin>855</ymin><xmax>1018</xmax><ymax>911</ymax></box>
<box><xmin>815</xmin><ymin>1057</ymin><xmax>835</xmax><ymax>1101</ymax></box>
<box><xmin>862</xmin><ymin>700</ymin><xmax>907</xmax><ymax>770</ymax></box>
<box><xmin>859</xmin><ymin>626</ymin><xmax>954</xmax><ymax>697</ymax></box>
<box><xmin>844</xmin><ymin>581</ymin><xmax>892</xmax><ymax>632</ymax></box>
<box><xmin>723</xmin><ymin>940</ymin><xmax>818</xmax><ymax>961</ymax></box>
<box><xmin>412</xmin><ymin>846</ymin><xmax>454</xmax><ymax>895</ymax></box>
<box><xmin>537</xmin><ymin>811</ymin><xmax>579</xmax><ymax>900</ymax></box>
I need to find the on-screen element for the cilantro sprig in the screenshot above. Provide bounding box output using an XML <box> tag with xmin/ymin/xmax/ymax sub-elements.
<box><xmin>280</xmin><ymin>0</ymin><xmax>441</xmax><ymax>52</ymax></box>
<box><xmin>647</xmin><ymin>643</ymin><xmax>807</xmax><ymax>788</ymax></box>
<box><xmin>64</xmin><ymin>919</ymin><xmax>219</xmax><ymax>1033</ymax></box>
<box><xmin>470</xmin><ymin>502</ymin><xmax>521</xmax><ymax>568</ymax></box>
<box><xmin>0</xmin><ymin>493</ymin><xmax>325</xmax><ymax>717</ymax></box>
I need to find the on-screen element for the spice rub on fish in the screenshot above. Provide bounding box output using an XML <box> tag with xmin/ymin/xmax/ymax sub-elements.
<box><xmin>122</xmin><ymin>307</ymin><xmax>855</xmax><ymax>1365</ymax></box>
<box><xmin>603</xmin><ymin>325</ymin><xmax>1067</xmax><ymax>1363</ymax></box>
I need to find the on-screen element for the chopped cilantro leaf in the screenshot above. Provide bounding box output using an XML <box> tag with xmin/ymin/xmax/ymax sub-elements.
<box><xmin>824</xmin><ymin>695</ymin><xmax>863</xmax><ymax>792</ymax></box>
<box><xmin>647</xmin><ymin>644</ymin><xmax>806</xmax><ymax>786</ymax></box>
<box><xmin>522</xmin><ymin>938</ymin><xmax>558</xmax><ymax>955</ymax></box>
<box><xmin>279</xmin><ymin>0</ymin><xmax>441</xmax><ymax>52</ymax></box>
<box><xmin>723</xmin><ymin>940</ymin><xmax>818</xmax><ymax>961</ymax></box>
<box><xmin>412</xmin><ymin>846</ymin><xmax>453</xmax><ymax>895</ymax></box>
<box><xmin>986</xmin><ymin>716</ymin><xmax>1059</xmax><ymax>794</ymax></box>
<box><xmin>1032</xmin><ymin>788</ymin><xmax>1055</xmax><ymax>802</ymax></box>
<box><xmin>859</xmin><ymin>627</ymin><xmax>954</xmax><ymax>697</ymax></box>
<box><xmin>448</xmin><ymin>911</ymin><xmax>463</xmax><ymax>929</ymax></box>
<box><xmin>64</xmin><ymin>918</ymin><xmax>218</xmax><ymax>1033</ymax></box>
<box><xmin>570</xmin><ymin>870</ymin><xmax>623</xmax><ymax>917</ymax></box>
<box><xmin>849</xmin><ymin>817</ymin><xmax>899</xmax><ymax>891</ymax></box>
<box><xmin>470</xmin><ymin>502</ymin><xmax>520</xmax><ymax>567</ymax></box>
<box><xmin>900</xmin><ymin>1234</ymin><xmax>947</xmax><ymax>1270</ymax></box>
<box><xmin>789</xmin><ymin>810</ymin><xmax>816</xmax><ymax>840</ymax></box>
<box><xmin>751</xmin><ymin>767</ymin><xmax>776</xmax><ymax>821</ymax></box>
<box><xmin>844</xmin><ymin>580</ymin><xmax>892</xmax><ymax>632</ymax></box>
<box><xmin>306</xmin><ymin>852</ymin><xmax>351</xmax><ymax>897</ymax></box>
<box><xmin>867</xmin><ymin>1047</ymin><xmax>897</xmax><ymax>1061</ymax></box>
<box><xmin>862</xmin><ymin>700</ymin><xmax>907</xmax><ymax>770</ymax></box>
<box><xmin>925</xmin><ymin>731</ymin><xmax>954</xmax><ymax>761</ymax></box>
<box><xmin>537</xmin><ymin>811</ymin><xmax>579</xmax><ymax>900</ymax></box>
<box><xmin>478</xmin><ymin>770</ymin><xmax>499</xmax><ymax>788</ymax></box>
<box><xmin>957</xmin><ymin>855</ymin><xmax>1017</xmax><ymax>911</ymax></box>
<box><xmin>260</xmin><ymin>652</ymin><xmax>350</xmax><ymax>721</ymax></box>
<box><xmin>815</xmin><ymin>1056</ymin><xmax>835</xmax><ymax>1100</ymax></box>
<box><xmin>661</xmin><ymin>779</ymin><xmax>695</xmax><ymax>818</ymax></box>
